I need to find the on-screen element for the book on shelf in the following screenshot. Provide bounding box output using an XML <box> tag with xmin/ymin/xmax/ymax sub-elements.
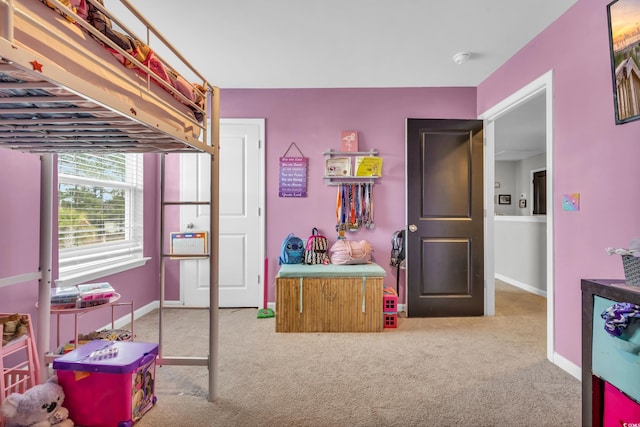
<box><xmin>354</xmin><ymin>156</ymin><xmax>383</xmax><ymax>177</ymax></box>
<box><xmin>325</xmin><ymin>157</ymin><xmax>352</xmax><ymax>176</ymax></box>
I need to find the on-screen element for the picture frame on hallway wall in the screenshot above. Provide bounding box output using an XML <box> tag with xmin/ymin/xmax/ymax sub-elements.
<box><xmin>607</xmin><ymin>0</ymin><xmax>640</xmax><ymax>124</ymax></box>
<box><xmin>498</xmin><ymin>194</ymin><xmax>511</xmax><ymax>205</ymax></box>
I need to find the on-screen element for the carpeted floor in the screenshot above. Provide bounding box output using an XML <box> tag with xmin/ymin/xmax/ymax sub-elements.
<box><xmin>130</xmin><ymin>281</ymin><xmax>581</xmax><ymax>426</ymax></box>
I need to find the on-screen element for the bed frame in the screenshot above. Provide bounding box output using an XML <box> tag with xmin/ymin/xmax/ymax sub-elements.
<box><xmin>0</xmin><ymin>0</ymin><xmax>220</xmax><ymax>401</ymax></box>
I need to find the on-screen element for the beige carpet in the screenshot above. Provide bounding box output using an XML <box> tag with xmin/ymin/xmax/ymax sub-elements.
<box><xmin>130</xmin><ymin>281</ymin><xmax>581</xmax><ymax>427</ymax></box>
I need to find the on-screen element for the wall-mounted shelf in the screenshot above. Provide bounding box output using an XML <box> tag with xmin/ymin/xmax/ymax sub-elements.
<box><xmin>323</xmin><ymin>149</ymin><xmax>379</xmax><ymax>156</ymax></box>
<box><xmin>323</xmin><ymin>149</ymin><xmax>381</xmax><ymax>186</ymax></box>
<box><xmin>322</xmin><ymin>176</ymin><xmax>379</xmax><ymax>185</ymax></box>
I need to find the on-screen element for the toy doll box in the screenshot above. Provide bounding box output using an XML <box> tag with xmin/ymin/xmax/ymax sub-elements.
<box><xmin>53</xmin><ymin>340</ymin><xmax>158</xmax><ymax>427</ymax></box>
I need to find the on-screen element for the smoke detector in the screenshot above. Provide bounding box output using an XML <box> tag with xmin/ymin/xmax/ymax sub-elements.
<box><xmin>453</xmin><ymin>52</ymin><xmax>471</xmax><ymax>65</ymax></box>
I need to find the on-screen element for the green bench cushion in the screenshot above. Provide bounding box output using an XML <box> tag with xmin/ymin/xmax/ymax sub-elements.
<box><xmin>277</xmin><ymin>263</ymin><xmax>386</xmax><ymax>278</ymax></box>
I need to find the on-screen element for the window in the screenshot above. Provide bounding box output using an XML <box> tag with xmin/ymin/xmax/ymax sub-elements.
<box><xmin>57</xmin><ymin>153</ymin><xmax>145</xmax><ymax>287</ymax></box>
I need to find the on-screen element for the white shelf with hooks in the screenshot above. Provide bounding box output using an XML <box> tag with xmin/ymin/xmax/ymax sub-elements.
<box><xmin>322</xmin><ymin>149</ymin><xmax>381</xmax><ymax>185</ymax></box>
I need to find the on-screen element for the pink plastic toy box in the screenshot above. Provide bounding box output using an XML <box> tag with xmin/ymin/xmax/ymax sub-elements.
<box><xmin>53</xmin><ymin>340</ymin><xmax>158</xmax><ymax>427</ymax></box>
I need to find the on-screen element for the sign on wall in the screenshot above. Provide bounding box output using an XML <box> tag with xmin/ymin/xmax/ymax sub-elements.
<box><xmin>279</xmin><ymin>142</ymin><xmax>307</xmax><ymax>198</ymax></box>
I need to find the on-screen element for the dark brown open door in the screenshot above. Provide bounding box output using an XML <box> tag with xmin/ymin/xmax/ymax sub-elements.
<box><xmin>406</xmin><ymin>119</ymin><xmax>484</xmax><ymax>317</ymax></box>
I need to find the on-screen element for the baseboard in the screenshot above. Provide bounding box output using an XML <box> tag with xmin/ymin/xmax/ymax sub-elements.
<box><xmin>100</xmin><ymin>300</ymin><xmax>159</xmax><ymax>331</ymax></box>
<box><xmin>495</xmin><ymin>274</ymin><xmax>547</xmax><ymax>298</ymax></box>
<box><xmin>551</xmin><ymin>351</ymin><xmax>581</xmax><ymax>380</ymax></box>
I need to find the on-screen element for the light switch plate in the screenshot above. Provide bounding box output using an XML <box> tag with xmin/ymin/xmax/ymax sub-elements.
<box><xmin>562</xmin><ymin>193</ymin><xmax>580</xmax><ymax>211</ymax></box>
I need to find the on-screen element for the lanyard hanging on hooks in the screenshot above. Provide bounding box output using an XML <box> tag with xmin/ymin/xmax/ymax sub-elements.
<box><xmin>366</xmin><ymin>183</ymin><xmax>375</xmax><ymax>229</ymax></box>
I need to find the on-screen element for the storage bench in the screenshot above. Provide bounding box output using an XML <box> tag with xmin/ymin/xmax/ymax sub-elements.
<box><xmin>275</xmin><ymin>263</ymin><xmax>386</xmax><ymax>332</ymax></box>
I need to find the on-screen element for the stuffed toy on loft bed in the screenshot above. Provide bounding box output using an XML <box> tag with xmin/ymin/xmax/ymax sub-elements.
<box><xmin>40</xmin><ymin>0</ymin><xmax>206</xmax><ymax>122</ymax></box>
<box><xmin>0</xmin><ymin>376</ymin><xmax>74</xmax><ymax>427</ymax></box>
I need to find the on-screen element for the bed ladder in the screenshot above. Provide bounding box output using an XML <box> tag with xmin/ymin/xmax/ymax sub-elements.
<box><xmin>157</xmin><ymin>149</ymin><xmax>219</xmax><ymax>402</ymax></box>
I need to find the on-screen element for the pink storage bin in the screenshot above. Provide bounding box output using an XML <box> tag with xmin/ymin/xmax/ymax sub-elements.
<box><xmin>603</xmin><ymin>381</ymin><xmax>640</xmax><ymax>427</ymax></box>
<box><xmin>53</xmin><ymin>340</ymin><xmax>158</xmax><ymax>427</ymax></box>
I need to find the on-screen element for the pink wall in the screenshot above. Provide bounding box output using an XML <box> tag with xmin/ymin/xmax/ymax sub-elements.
<box><xmin>219</xmin><ymin>87</ymin><xmax>477</xmax><ymax>302</ymax></box>
<box><xmin>0</xmin><ymin>150</ymin><xmax>41</xmax><ymax>280</ymax></box>
<box><xmin>0</xmin><ymin>150</ymin><xmax>45</xmax><ymax>337</ymax></box>
<box><xmin>479</xmin><ymin>0</ymin><xmax>640</xmax><ymax>366</ymax></box>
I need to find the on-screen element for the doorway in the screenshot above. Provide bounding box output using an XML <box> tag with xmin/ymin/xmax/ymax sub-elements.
<box><xmin>479</xmin><ymin>70</ymin><xmax>555</xmax><ymax>361</ymax></box>
<box><xmin>180</xmin><ymin>118</ymin><xmax>265</xmax><ymax>307</ymax></box>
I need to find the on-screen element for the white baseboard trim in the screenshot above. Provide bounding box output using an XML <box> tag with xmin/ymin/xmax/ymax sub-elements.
<box><xmin>550</xmin><ymin>351</ymin><xmax>581</xmax><ymax>381</ymax></box>
<box><xmin>495</xmin><ymin>273</ymin><xmax>547</xmax><ymax>298</ymax></box>
<box><xmin>100</xmin><ymin>300</ymin><xmax>159</xmax><ymax>331</ymax></box>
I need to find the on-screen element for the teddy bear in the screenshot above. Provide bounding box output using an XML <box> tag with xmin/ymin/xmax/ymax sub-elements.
<box><xmin>0</xmin><ymin>376</ymin><xmax>74</xmax><ymax>427</ymax></box>
<box><xmin>0</xmin><ymin>314</ymin><xmax>29</xmax><ymax>346</ymax></box>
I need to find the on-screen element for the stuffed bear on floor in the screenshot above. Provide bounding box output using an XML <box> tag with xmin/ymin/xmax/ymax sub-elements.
<box><xmin>0</xmin><ymin>376</ymin><xmax>74</xmax><ymax>427</ymax></box>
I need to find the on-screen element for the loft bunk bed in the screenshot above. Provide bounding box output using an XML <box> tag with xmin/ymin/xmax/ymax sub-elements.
<box><xmin>0</xmin><ymin>0</ymin><xmax>220</xmax><ymax>400</ymax></box>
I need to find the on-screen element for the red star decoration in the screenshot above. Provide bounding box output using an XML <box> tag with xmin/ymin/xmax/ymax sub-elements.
<box><xmin>30</xmin><ymin>60</ymin><xmax>43</xmax><ymax>72</ymax></box>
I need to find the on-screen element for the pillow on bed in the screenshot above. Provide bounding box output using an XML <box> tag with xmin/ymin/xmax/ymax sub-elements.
<box><xmin>42</xmin><ymin>0</ymin><xmax>76</xmax><ymax>22</ymax></box>
<box><xmin>73</xmin><ymin>0</ymin><xmax>88</xmax><ymax>21</ymax></box>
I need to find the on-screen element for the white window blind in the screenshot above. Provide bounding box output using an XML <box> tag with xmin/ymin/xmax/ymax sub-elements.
<box><xmin>57</xmin><ymin>153</ymin><xmax>144</xmax><ymax>286</ymax></box>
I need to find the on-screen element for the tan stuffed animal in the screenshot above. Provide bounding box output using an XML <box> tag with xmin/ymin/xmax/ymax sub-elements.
<box><xmin>0</xmin><ymin>314</ymin><xmax>29</xmax><ymax>346</ymax></box>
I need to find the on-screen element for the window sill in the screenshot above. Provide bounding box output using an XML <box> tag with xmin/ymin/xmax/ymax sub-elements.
<box><xmin>55</xmin><ymin>257</ymin><xmax>151</xmax><ymax>288</ymax></box>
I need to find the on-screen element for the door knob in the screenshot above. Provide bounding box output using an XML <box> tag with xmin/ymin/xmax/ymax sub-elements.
<box><xmin>185</xmin><ymin>222</ymin><xmax>195</xmax><ymax>229</ymax></box>
<box><xmin>408</xmin><ymin>224</ymin><xmax>417</xmax><ymax>232</ymax></box>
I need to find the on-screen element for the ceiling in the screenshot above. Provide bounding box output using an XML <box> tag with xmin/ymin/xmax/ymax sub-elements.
<box><xmin>122</xmin><ymin>0</ymin><xmax>577</xmax><ymax>89</ymax></box>
<box><xmin>115</xmin><ymin>1</ymin><xmax>571</xmax><ymax>160</ymax></box>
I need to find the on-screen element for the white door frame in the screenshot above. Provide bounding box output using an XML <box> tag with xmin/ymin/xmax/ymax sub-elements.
<box><xmin>179</xmin><ymin>118</ymin><xmax>266</xmax><ymax>307</ymax></box>
<box><xmin>479</xmin><ymin>70</ymin><xmax>555</xmax><ymax>362</ymax></box>
<box><xmin>236</xmin><ymin>118</ymin><xmax>267</xmax><ymax>308</ymax></box>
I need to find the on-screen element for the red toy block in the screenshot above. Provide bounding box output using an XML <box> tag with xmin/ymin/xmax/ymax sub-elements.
<box><xmin>383</xmin><ymin>313</ymin><xmax>397</xmax><ymax>329</ymax></box>
<box><xmin>383</xmin><ymin>294</ymin><xmax>398</xmax><ymax>313</ymax></box>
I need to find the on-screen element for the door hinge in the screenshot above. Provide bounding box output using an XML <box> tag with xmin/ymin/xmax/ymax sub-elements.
<box><xmin>258</xmin><ymin>207</ymin><xmax>261</xmax><ymax>216</ymax></box>
<box><xmin>258</xmin><ymin>139</ymin><xmax>262</xmax><ymax>149</ymax></box>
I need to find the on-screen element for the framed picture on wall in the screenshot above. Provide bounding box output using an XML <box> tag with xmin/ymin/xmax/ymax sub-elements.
<box><xmin>498</xmin><ymin>194</ymin><xmax>511</xmax><ymax>205</ymax></box>
<box><xmin>607</xmin><ymin>0</ymin><xmax>640</xmax><ymax>124</ymax></box>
